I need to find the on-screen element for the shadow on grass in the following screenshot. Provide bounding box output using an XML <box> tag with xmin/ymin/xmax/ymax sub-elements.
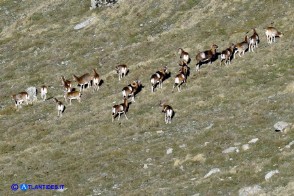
<box><xmin>197</xmin><ymin>53</ymin><xmax>219</xmax><ymax>70</ymax></box>
<box><xmin>98</xmin><ymin>79</ymin><xmax>104</xmax><ymax>88</ymax></box>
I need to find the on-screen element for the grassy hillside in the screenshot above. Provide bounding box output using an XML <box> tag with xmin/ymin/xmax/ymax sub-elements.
<box><xmin>1</xmin><ymin>0</ymin><xmax>294</xmax><ymax>195</ymax></box>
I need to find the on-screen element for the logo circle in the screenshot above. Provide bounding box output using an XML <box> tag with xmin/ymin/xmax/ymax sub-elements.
<box><xmin>11</xmin><ymin>184</ymin><xmax>18</xmax><ymax>191</ymax></box>
<box><xmin>20</xmin><ymin>183</ymin><xmax>28</xmax><ymax>191</ymax></box>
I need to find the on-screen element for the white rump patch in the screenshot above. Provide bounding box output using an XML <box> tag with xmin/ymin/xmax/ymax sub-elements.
<box><xmin>183</xmin><ymin>54</ymin><xmax>189</xmax><ymax>62</ymax></box>
<box><xmin>41</xmin><ymin>87</ymin><xmax>47</xmax><ymax>94</ymax></box>
<box><xmin>200</xmin><ymin>52</ymin><xmax>206</xmax><ymax>59</ymax></box>
<box><xmin>150</xmin><ymin>78</ymin><xmax>155</xmax><ymax>84</ymax></box>
<box><xmin>58</xmin><ymin>105</ymin><xmax>64</xmax><ymax>111</ymax></box>
<box><xmin>166</xmin><ymin>109</ymin><xmax>173</xmax><ymax>117</ymax></box>
<box><xmin>220</xmin><ymin>54</ymin><xmax>225</xmax><ymax>59</ymax></box>
<box><xmin>93</xmin><ymin>78</ymin><xmax>99</xmax><ymax>84</ymax></box>
<box><xmin>122</xmin><ymin>90</ymin><xmax>126</xmax><ymax>97</ymax></box>
<box><xmin>112</xmin><ymin>107</ymin><xmax>116</xmax><ymax>113</ymax></box>
<box><xmin>122</xmin><ymin>68</ymin><xmax>127</xmax><ymax>74</ymax></box>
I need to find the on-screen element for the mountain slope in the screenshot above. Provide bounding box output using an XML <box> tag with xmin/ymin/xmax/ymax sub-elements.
<box><xmin>0</xmin><ymin>0</ymin><xmax>294</xmax><ymax>195</ymax></box>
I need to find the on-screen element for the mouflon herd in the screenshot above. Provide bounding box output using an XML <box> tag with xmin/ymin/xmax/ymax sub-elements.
<box><xmin>11</xmin><ymin>26</ymin><xmax>283</xmax><ymax>124</ymax></box>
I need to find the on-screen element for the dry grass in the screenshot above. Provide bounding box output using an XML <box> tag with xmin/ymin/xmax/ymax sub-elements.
<box><xmin>1</xmin><ymin>0</ymin><xmax>294</xmax><ymax>195</ymax></box>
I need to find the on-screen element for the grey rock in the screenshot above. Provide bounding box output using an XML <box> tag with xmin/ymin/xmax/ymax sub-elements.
<box><xmin>26</xmin><ymin>86</ymin><xmax>37</xmax><ymax>102</ymax></box>
<box><xmin>204</xmin><ymin>123</ymin><xmax>214</xmax><ymax>130</ymax></box>
<box><xmin>242</xmin><ymin>144</ymin><xmax>250</xmax><ymax>151</ymax></box>
<box><xmin>274</xmin><ymin>121</ymin><xmax>289</xmax><ymax>132</ymax></box>
<box><xmin>74</xmin><ymin>17</ymin><xmax>96</xmax><ymax>30</ymax></box>
<box><xmin>248</xmin><ymin>138</ymin><xmax>259</xmax><ymax>144</ymax></box>
<box><xmin>265</xmin><ymin>170</ymin><xmax>279</xmax><ymax>181</ymax></box>
<box><xmin>90</xmin><ymin>0</ymin><xmax>118</xmax><ymax>10</ymax></box>
<box><xmin>222</xmin><ymin>146</ymin><xmax>239</xmax><ymax>154</ymax></box>
<box><xmin>204</xmin><ymin>168</ymin><xmax>220</xmax><ymax>178</ymax></box>
<box><xmin>285</xmin><ymin>141</ymin><xmax>294</xmax><ymax>149</ymax></box>
<box><xmin>166</xmin><ymin>148</ymin><xmax>173</xmax><ymax>155</ymax></box>
<box><xmin>239</xmin><ymin>185</ymin><xmax>264</xmax><ymax>196</ymax></box>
